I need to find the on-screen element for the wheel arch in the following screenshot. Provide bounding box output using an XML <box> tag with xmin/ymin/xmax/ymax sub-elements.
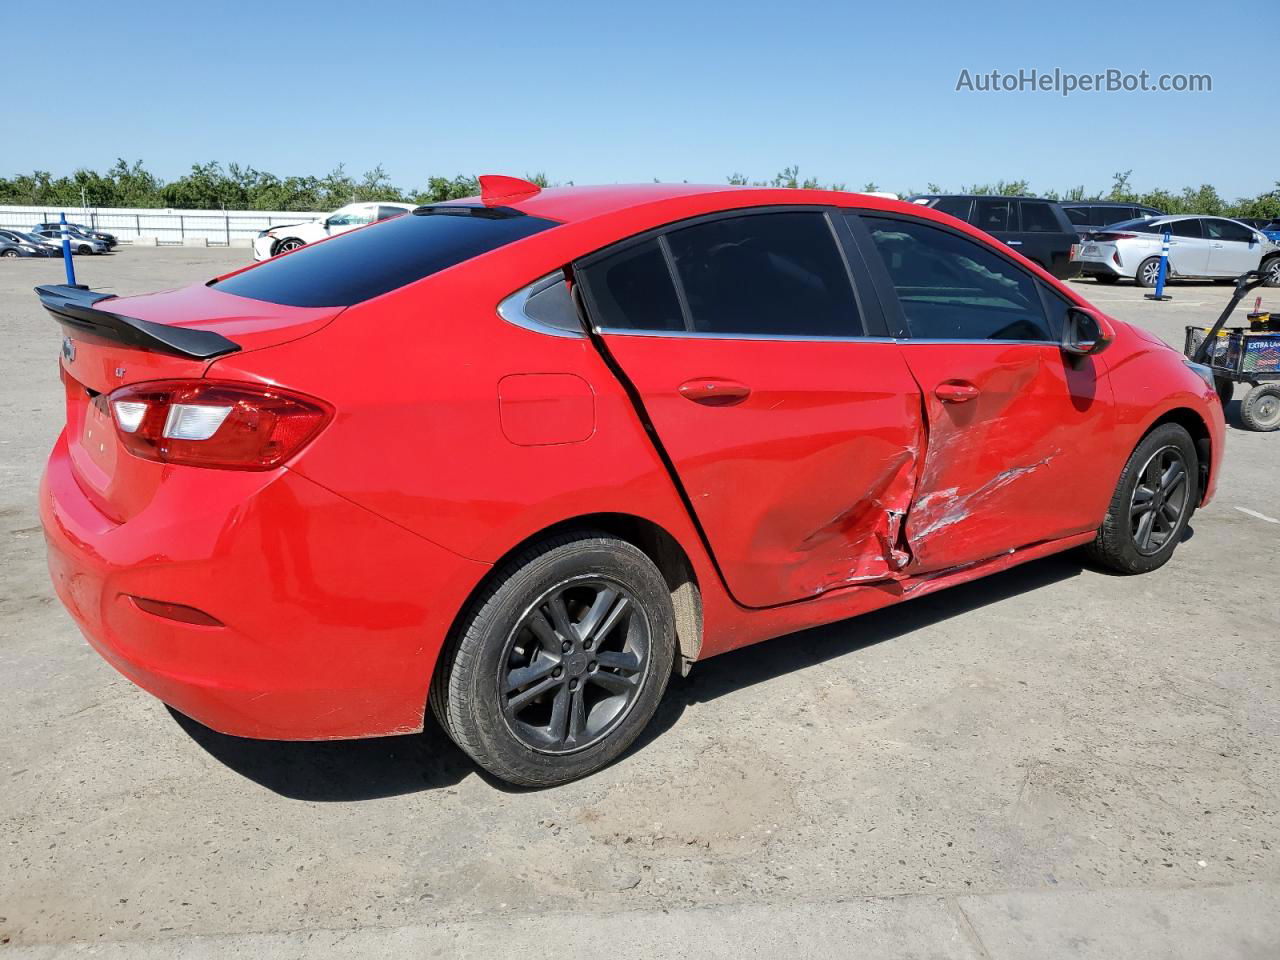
<box><xmin>432</xmin><ymin>513</ymin><xmax>705</xmax><ymax>703</ymax></box>
<box><xmin>1144</xmin><ymin>406</ymin><xmax>1213</xmax><ymax>504</ymax></box>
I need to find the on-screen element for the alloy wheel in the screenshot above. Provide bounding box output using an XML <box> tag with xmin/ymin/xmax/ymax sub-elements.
<box><xmin>498</xmin><ymin>576</ymin><xmax>650</xmax><ymax>754</ymax></box>
<box><xmin>1140</xmin><ymin>261</ymin><xmax>1160</xmax><ymax>286</ymax></box>
<box><xmin>1128</xmin><ymin>445</ymin><xmax>1190</xmax><ymax>555</ymax></box>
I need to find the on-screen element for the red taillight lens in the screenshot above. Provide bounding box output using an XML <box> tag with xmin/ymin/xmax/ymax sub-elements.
<box><xmin>106</xmin><ymin>380</ymin><xmax>331</xmax><ymax>470</ymax></box>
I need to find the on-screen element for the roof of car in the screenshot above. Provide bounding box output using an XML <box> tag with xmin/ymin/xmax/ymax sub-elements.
<box><xmin>909</xmin><ymin>194</ymin><xmax>1050</xmax><ymax>202</ymax></box>
<box><xmin>442</xmin><ymin>182</ymin><xmax>927</xmax><ymax>226</ymax></box>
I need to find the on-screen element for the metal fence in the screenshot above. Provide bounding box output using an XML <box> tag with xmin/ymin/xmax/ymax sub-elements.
<box><xmin>0</xmin><ymin>206</ymin><xmax>325</xmax><ymax>246</ymax></box>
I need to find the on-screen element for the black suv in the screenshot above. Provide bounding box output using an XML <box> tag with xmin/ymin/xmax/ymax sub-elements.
<box><xmin>1059</xmin><ymin>202</ymin><xmax>1165</xmax><ymax>237</ymax></box>
<box><xmin>907</xmin><ymin>195</ymin><xmax>1081</xmax><ymax>279</ymax></box>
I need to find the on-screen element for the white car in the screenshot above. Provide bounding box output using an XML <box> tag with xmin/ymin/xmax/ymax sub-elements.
<box><xmin>1078</xmin><ymin>214</ymin><xmax>1280</xmax><ymax>287</ymax></box>
<box><xmin>252</xmin><ymin>202</ymin><xmax>416</xmax><ymax>261</ymax></box>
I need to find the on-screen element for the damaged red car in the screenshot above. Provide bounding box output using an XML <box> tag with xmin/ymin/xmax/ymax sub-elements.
<box><xmin>39</xmin><ymin>177</ymin><xmax>1224</xmax><ymax>786</ymax></box>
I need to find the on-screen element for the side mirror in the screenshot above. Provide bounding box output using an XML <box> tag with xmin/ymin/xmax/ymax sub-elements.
<box><xmin>1062</xmin><ymin>307</ymin><xmax>1115</xmax><ymax>357</ymax></box>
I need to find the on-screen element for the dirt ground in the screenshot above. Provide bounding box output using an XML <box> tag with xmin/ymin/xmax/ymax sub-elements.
<box><xmin>1</xmin><ymin>248</ymin><xmax>1278</xmax><ymax>958</ymax></box>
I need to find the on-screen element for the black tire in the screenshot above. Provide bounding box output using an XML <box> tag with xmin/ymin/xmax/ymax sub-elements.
<box><xmin>1214</xmin><ymin>376</ymin><xmax>1234</xmax><ymax>409</ymax></box>
<box><xmin>1240</xmin><ymin>384</ymin><xmax>1280</xmax><ymax>431</ymax></box>
<box><xmin>77</xmin><ymin>244</ymin><xmax>91</xmax><ymax>255</ymax></box>
<box><xmin>1093</xmin><ymin>273</ymin><xmax>1120</xmax><ymax>284</ymax></box>
<box><xmin>1262</xmin><ymin>256</ymin><xmax>1280</xmax><ymax>288</ymax></box>
<box><xmin>1134</xmin><ymin>257</ymin><xmax>1162</xmax><ymax>288</ymax></box>
<box><xmin>1</xmin><ymin>249</ymin><xmax>18</xmax><ymax>258</ymax></box>
<box><xmin>275</xmin><ymin>238</ymin><xmax>304</xmax><ymax>254</ymax></box>
<box><xmin>433</xmin><ymin>532</ymin><xmax>676</xmax><ymax>787</ymax></box>
<box><xmin>1085</xmin><ymin>423</ymin><xmax>1198</xmax><ymax>575</ymax></box>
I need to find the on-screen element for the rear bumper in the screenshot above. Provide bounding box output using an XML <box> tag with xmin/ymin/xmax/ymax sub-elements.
<box><xmin>251</xmin><ymin>236</ymin><xmax>275</xmax><ymax>261</ymax></box>
<box><xmin>40</xmin><ymin>431</ymin><xmax>489</xmax><ymax>740</ymax></box>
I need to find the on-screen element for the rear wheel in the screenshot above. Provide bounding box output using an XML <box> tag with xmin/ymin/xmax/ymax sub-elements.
<box><xmin>1086</xmin><ymin>423</ymin><xmax>1198</xmax><ymax>574</ymax></box>
<box><xmin>1</xmin><ymin>249</ymin><xmax>18</xmax><ymax>258</ymax></box>
<box><xmin>1093</xmin><ymin>273</ymin><xmax>1120</xmax><ymax>284</ymax></box>
<box><xmin>275</xmin><ymin>238</ymin><xmax>304</xmax><ymax>254</ymax></box>
<box><xmin>1240</xmin><ymin>384</ymin><xmax>1280</xmax><ymax>431</ymax></box>
<box><xmin>1135</xmin><ymin>257</ymin><xmax>1162</xmax><ymax>288</ymax></box>
<box><xmin>433</xmin><ymin>532</ymin><xmax>676</xmax><ymax>787</ymax></box>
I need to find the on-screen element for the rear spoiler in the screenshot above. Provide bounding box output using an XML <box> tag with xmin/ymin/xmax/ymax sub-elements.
<box><xmin>35</xmin><ymin>284</ymin><xmax>241</xmax><ymax>360</ymax></box>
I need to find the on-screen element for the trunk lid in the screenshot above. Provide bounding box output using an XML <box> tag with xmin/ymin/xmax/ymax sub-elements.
<box><xmin>44</xmin><ymin>282</ymin><xmax>343</xmax><ymax>522</ymax></box>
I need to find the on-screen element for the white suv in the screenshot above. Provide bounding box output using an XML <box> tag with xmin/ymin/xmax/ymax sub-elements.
<box><xmin>252</xmin><ymin>202</ymin><xmax>416</xmax><ymax>261</ymax></box>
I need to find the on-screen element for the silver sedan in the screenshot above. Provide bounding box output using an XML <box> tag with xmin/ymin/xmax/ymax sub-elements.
<box><xmin>1077</xmin><ymin>215</ymin><xmax>1280</xmax><ymax>287</ymax></box>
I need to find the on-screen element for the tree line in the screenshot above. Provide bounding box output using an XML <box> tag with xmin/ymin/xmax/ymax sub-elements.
<box><xmin>2</xmin><ymin>160</ymin><xmax>1277</xmax><ymax>220</ymax></box>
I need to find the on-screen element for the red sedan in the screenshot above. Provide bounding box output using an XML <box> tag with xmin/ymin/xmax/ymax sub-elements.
<box><xmin>39</xmin><ymin>177</ymin><xmax>1224</xmax><ymax>786</ymax></box>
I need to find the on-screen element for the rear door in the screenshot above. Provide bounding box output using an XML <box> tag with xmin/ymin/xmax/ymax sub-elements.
<box><xmin>1204</xmin><ymin>218</ymin><xmax>1261</xmax><ymax>276</ymax></box>
<box><xmin>1013</xmin><ymin>199</ymin><xmax>1076</xmax><ymax>274</ymax></box>
<box><xmin>1166</xmin><ymin>218</ymin><xmax>1210</xmax><ymax>276</ymax></box>
<box><xmin>577</xmin><ymin>208</ymin><xmax>925</xmax><ymax>607</ymax></box>
<box><xmin>849</xmin><ymin>212</ymin><xmax>1116</xmax><ymax>573</ymax></box>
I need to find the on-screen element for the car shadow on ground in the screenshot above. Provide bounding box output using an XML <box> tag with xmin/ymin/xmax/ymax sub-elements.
<box><xmin>173</xmin><ymin>550</ymin><xmax>1098</xmax><ymax>801</ymax></box>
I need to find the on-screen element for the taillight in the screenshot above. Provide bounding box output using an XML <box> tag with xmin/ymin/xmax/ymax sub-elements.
<box><xmin>106</xmin><ymin>380</ymin><xmax>331</xmax><ymax>470</ymax></box>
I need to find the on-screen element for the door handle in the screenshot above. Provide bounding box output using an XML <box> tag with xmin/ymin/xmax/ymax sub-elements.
<box><xmin>679</xmin><ymin>378</ymin><xmax>751</xmax><ymax>406</ymax></box>
<box><xmin>935</xmin><ymin>380</ymin><xmax>979</xmax><ymax>403</ymax></box>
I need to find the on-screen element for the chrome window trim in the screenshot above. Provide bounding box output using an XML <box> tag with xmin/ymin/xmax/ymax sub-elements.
<box><xmin>497</xmin><ymin>270</ymin><xmax>586</xmax><ymax>340</ymax></box>
<box><xmin>593</xmin><ymin>327</ymin><xmax>1059</xmax><ymax>347</ymax></box>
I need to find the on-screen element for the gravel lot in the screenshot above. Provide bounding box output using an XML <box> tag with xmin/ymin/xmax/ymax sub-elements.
<box><xmin>2</xmin><ymin>248</ymin><xmax>1278</xmax><ymax>958</ymax></box>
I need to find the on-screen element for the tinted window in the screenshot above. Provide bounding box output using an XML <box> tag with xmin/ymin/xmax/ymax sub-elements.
<box><xmin>376</xmin><ymin>205</ymin><xmax>408</xmax><ymax>221</ymax></box>
<box><xmin>523</xmin><ymin>272</ymin><xmax>582</xmax><ymax>334</ymax></box>
<box><xmin>1020</xmin><ymin>201</ymin><xmax>1060</xmax><ymax>232</ymax></box>
<box><xmin>974</xmin><ymin>199</ymin><xmax>1014</xmax><ymax>232</ymax></box>
<box><xmin>583</xmin><ymin>239</ymin><xmax>684</xmax><ymax>332</ymax></box>
<box><xmin>1065</xmin><ymin>206</ymin><xmax>1091</xmax><ymax>226</ymax></box>
<box><xmin>664</xmin><ymin>212</ymin><xmax>861</xmax><ymax>337</ymax></box>
<box><xmin>932</xmin><ymin>197</ymin><xmax>973</xmax><ymax>220</ymax></box>
<box><xmin>864</xmin><ymin>216</ymin><xmax>1053</xmax><ymax>341</ymax></box>
<box><xmin>1205</xmin><ymin>219</ymin><xmax>1254</xmax><ymax>243</ymax></box>
<box><xmin>1169</xmin><ymin>219</ymin><xmax>1202</xmax><ymax>238</ymax></box>
<box><xmin>213</xmin><ymin>208</ymin><xmax>558</xmax><ymax>307</ymax></box>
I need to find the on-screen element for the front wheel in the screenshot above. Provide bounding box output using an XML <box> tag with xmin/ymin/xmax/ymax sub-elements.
<box><xmin>77</xmin><ymin>245</ymin><xmax>92</xmax><ymax>255</ymax></box>
<box><xmin>433</xmin><ymin>532</ymin><xmax>676</xmax><ymax>787</ymax></box>
<box><xmin>275</xmin><ymin>238</ymin><xmax>304</xmax><ymax>254</ymax></box>
<box><xmin>1240</xmin><ymin>384</ymin><xmax>1280</xmax><ymax>431</ymax></box>
<box><xmin>1085</xmin><ymin>423</ymin><xmax>1198</xmax><ymax>575</ymax></box>
<box><xmin>1135</xmin><ymin>257</ymin><xmax>1162</xmax><ymax>288</ymax></box>
<box><xmin>1262</xmin><ymin>256</ymin><xmax>1280</xmax><ymax>288</ymax></box>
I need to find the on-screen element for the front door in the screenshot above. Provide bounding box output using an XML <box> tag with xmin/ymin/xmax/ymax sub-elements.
<box><xmin>1205</xmin><ymin>218</ymin><xmax>1261</xmax><ymax>277</ymax></box>
<box><xmin>577</xmin><ymin>209</ymin><xmax>925</xmax><ymax>607</ymax></box>
<box><xmin>853</xmin><ymin>212</ymin><xmax>1116</xmax><ymax>573</ymax></box>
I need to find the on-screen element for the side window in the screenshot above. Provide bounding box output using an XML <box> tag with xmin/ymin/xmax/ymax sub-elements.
<box><xmin>863</xmin><ymin>216</ymin><xmax>1054</xmax><ymax>342</ymax></box>
<box><xmin>974</xmin><ymin>199</ymin><xmax>1013</xmax><ymax>232</ymax></box>
<box><xmin>1019</xmin><ymin>201</ymin><xmax>1060</xmax><ymax>233</ymax></box>
<box><xmin>582</xmin><ymin>239</ymin><xmax>685</xmax><ymax>332</ymax></box>
<box><xmin>1169</xmin><ymin>219</ymin><xmax>1203</xmax><ymax>238</ymax></box>
<box><xmin>1065</xmin><ymin>206</ymin><xmax>1091</xmax><ymax>226</ymax></box>
<box><xmin>663</xmin><ymin>212</ymin><xmax>861</xmax><ymax>337</ymax></box>
<box><xmin>932</xmin><ymin>197</ymin><xmax>973</xmax><ymax>221</ymax></box>
<box><xmin>377</xmin><ymin>205</ymin><xmax>408</xmax><ymax>221</ymax></box>
<box><xmin>1205</xmin><ymin>219</ymin><xmax>1253</xmax><ymax>243</ymax></box>
<box><xmin>1038</xmin><ymin>285</ymin><xmax>1073</xmax><ymax>341</ymax></box>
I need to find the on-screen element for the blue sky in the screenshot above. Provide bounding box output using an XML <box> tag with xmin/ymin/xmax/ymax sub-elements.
<box><xmin>4</xmin><ymin>0</ymin><xmax>1274</xmax><ymax>198</ymax></box>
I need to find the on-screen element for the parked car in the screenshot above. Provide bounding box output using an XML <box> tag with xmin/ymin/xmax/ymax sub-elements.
<box><xmin>1077</xmin><ymin>215</ymin><xmax>1280</xmax><ymax>286</ymax></box>
<box><xmin>33</xmin><ymin>222</ymin><xmax>117</xmax><ymax>249</ymax></box>
<box><xmin>39</xmin><ymin>177</ymin><xmax>1224</xmax><ymax>786</ymax></box>
<box><xmin>30</xmin><ymin>226</ymin><xmax>108</xmax><ymax>255</ymax></box>
<box><xmin>907</xmin><ymin>194</ymin><xmax>1081</xmax><ymax>279</ymax></box>
<box><xmin>0</xmin><ymin>229</ymin><xmax>59</xmax><ymax>257</ymax></box>
<box><xmin>1257</xmin><ymin>218</ymin><xmax>1280</xmax><ymax>244</ymax></box>
<box><xmin>1060</xmin><ymin>201</ymin><xmax>1165</xmax><ymax>237</ymax></box>
<box><xmin>1</xmin><ymin>239</ymin><xmax>38</xmax><ymax>258</ymax></box>
<box><xmin>252</xmin><ymin>201</ymin><xmax>416</xmax><ymax>260</ymax></box>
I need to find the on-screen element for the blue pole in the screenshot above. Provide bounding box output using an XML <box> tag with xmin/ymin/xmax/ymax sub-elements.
<box><xmin>59</xmin><ymin>211</ymin><xmax>77</xmax><ymax>287</ymax></box>
<box><xmin>1154</xmin><ymin>227</ymin><xmax>1170</xmax><ymax>297</ymax></box>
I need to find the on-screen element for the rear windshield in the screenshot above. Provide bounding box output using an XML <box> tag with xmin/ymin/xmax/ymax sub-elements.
<box><xmin>213</xmin><ymin>207</ymin><xmax>559</xmax><ymax>307</ymax></box>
